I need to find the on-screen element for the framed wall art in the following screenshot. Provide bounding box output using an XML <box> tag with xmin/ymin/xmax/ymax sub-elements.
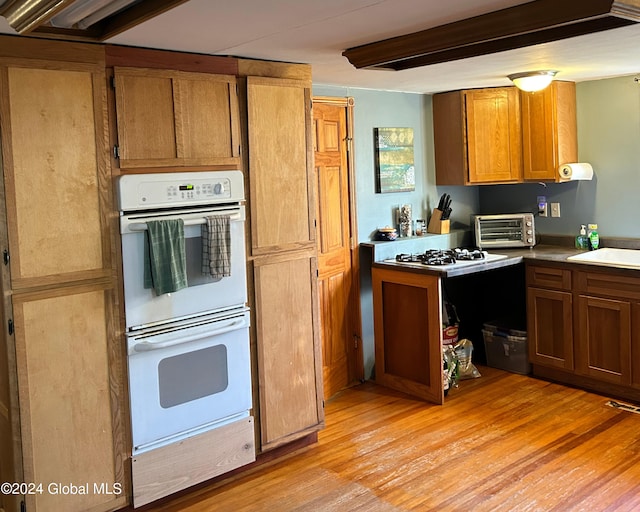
<box><xmin>374</xmin><ymin>127</ymin><xmax>415</xmax><ymax>193</ymax></box>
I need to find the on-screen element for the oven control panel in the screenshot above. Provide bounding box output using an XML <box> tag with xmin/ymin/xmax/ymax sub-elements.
<box><xmin>165</xmin><ymin>179</ymin><xmax>230</xmax><ymax>201</ymax></box>
<box><xmin>118</xmin><ymin>171</ymin><xmax>245</xmax><ymax>211</ymax></box>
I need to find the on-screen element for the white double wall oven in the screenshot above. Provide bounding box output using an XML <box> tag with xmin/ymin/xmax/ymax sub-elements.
<box><xmin>117</xmin><ymin>171</ymin><xmax>253</xmax><ymax>456</ymax></box>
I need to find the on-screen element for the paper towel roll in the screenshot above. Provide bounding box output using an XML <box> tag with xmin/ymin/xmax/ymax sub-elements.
<box><xmin>558</xmin><ymin>163</ymin><xmax>594</xmax><ymax>182</ymax></box>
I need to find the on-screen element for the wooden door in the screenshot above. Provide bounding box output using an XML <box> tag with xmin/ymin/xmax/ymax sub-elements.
<box><xmin>312</xmin><ymin>99</ymin><xmax>362</xmax><ymax>399</ymax></box>
<box><xmin>576</xmin><ymin>295</ymin><xmax>632</xmax><ymax>385</ymax></box>
<box><xmin>465</xmin><ymin>87</ymin><xmax>522</xmax><ymax>183</ymax></box>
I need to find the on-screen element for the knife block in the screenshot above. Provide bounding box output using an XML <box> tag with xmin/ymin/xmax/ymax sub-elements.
<box><xmin>427</xmin><ymin>208</ymin><xmax>450</xmax><ymax>234</ymax></box>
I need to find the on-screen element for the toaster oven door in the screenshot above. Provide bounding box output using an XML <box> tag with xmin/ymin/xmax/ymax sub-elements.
<box><xmin>475</xmin><ymin>215</ymin><xmax>535</xmax><ymax>248</ymax></box>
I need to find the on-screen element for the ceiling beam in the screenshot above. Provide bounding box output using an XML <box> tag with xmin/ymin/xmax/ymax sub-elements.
<box><xmin>342</xmin><ymin>0</ymin><xmax>640</xmax><ymax>70</ymax></box>
<box><xmin>29</xmin><ymin>0</ymin><xmax>190</xmax><ymax>41</ymax></box>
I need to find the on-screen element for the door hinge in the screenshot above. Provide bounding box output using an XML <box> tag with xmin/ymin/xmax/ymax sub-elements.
<box><xmin>3</xmin><ymin>248</ymin><xmax>9</xmax><ymax>265</ymax></box>
<box><xmin>354</xmin><ymin>334</ymin><xmax>361</xmax><ymax>349</ymax></box>
<box><xmin>8</xmin><ymin>319</ymin><xmax>14</xmax><ymax>336</ymax></box>
<box><xmin>113</xmin><ymin>145</ymin><xmax>120</xmax><ymax>159</ymax></box>
<box><xmin>110</xmin><ymin>75</ymin><xmax>116</xmax><ymax>89</ymax></box>
<box><xmin>21</xmin><ymin>500</ymin><xmax>26</xmax><ymax>512</ymax></box>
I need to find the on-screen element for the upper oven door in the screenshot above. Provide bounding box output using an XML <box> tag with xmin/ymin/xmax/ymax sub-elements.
<box><xmin>120</xmin><ymin>205</ymin><xmax>247</xmax><ymax>329</ymax></box>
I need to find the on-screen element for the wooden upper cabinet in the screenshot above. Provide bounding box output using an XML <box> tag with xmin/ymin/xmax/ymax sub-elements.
<box><xmin>246</xmin><ymin>76</ymin><xmax>314</xmax><ymax>255</ymax></box>
<box><xmin>1</xmin><ymin>66</ymin><xmax>110</xmax><ymax>290</ymax></box>
<box><xmin>113</xmin><ymin>67</ymin><xmax>240</xmax><ymax>169</ymax></box>
<box><xmin>433</xmin><ymin>87</ymin><xmax>522</xmax><ymax>185</ymax></box>
<box><xmin>521</xmin><ymin>81</ymin><xmax>577</xmax><ymax>182</ymax></box>
<box><xmin>466</xmin><ymin>88</ymin><xmax>522</xmax><ymax>183</ymax></box>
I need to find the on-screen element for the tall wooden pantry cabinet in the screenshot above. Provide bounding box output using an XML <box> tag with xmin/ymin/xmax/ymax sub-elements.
<box><xmin>0</xmin><ymin>37</ymin><xmax>127</xmax><ymax>512</ymax></box>
<box><xmin>244</xmin><ymin>72</ymin><xmax>325</xmax><ymax>451</ymax></box>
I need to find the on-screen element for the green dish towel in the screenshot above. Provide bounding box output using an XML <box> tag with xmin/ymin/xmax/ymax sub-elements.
<box><xmin>143</xmin><ymin>219</ymin><xmax>188</xmax><ymax>295</ymax></box>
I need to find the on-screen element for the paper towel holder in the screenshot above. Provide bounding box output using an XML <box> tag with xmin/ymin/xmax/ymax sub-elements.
<box><xmin>558</xmin><ymin>162</ymin><xmax>594</xmax><ymax>182</ymax></box>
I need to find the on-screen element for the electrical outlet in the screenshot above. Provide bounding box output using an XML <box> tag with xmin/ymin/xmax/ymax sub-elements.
<box><xmin>537</xmin><ymin>196</ymin><xmax>547</xmax><ymax>217</ymax></box>
<box><xmin>551</xmin><ymin>202</ymin><xmax>561</xmax><ymax>217</ymax></box>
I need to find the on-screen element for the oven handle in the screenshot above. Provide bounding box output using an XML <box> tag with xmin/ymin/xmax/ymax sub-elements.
<box><xmin>128</xmin><ymin>213</ymin><xmax>241</xmax><ymax>232</ymax></box>
<box><xmin>131</xmin><ymin>317</ymin><xmax>247</xmax><ymax>352</ymax></box>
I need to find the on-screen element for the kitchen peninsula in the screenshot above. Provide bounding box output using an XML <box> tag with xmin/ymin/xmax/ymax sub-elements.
<box><xmin>364</xmin><ymin>237</ymin><xmax>640</xmax><ymax>406</ymax></box>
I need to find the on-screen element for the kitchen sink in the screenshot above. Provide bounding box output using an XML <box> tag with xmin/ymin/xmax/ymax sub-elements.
<box><xmin>567</xmin><ymin>248</ymin><xmax>640</xmax><ymax>269</ymax></box>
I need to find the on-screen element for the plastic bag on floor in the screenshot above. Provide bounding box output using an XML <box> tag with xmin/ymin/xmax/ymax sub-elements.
<box><xmin>454</xmin><ymin>338</ymin><xmax>481</xmax><ymax>380</ymax></box>
<box><xmin>443</xmin><ymin>344</ymin><xmax>459</xmax><ymax>396</ymax></box>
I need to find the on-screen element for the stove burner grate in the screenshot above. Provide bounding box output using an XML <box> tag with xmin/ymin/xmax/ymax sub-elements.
<box><xmin>395</xmin><ymin>248</ymin><xmax>486</xmax><ymax>266</ymax></box>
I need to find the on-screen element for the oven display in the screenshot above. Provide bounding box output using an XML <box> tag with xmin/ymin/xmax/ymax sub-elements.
<box><xmin>179</xmin><ymin>184</ymin><xmax>194</xmax><ymax>191</ymax></box>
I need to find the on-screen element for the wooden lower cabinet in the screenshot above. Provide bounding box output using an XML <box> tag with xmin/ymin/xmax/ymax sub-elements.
<box><xmin>576</xmin><ymin>294</ymin><xmax>632</xmax><ymax>385</ymax></box>
<box><xmin>527</xmin><ymin>287</ymin><xmax>574</xmax><ymax>370</ymax></box>
<box><xmin>12</xmin><ymin>285</ymin><xmax>126</xmax><ymax>512</ymax></box>
<box><xmin>253</xmin><ymin>252</ymin><xmax>324</xmax><ymax>450</ymax></box>
<box><xmin>372</xmin><ymin>267</ymin><xmax>443</xmax><ymax>404</ymax></box>
<box><xmin>527</xmin><ymin>263</ymin><xmax>640</xmax><ymax>401</ymax></box>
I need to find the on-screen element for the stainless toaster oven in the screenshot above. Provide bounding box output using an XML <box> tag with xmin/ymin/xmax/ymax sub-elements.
<box><xmin>474</xmin><ymin>213</ymin><xmax>536</xmax><ymax>249</ymax></box>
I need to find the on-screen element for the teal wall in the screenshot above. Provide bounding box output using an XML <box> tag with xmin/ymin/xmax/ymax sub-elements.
<box><xmin>478</xmin><ymin>75</ymin><xmax>640</xmax><ymax>239</ymax></box>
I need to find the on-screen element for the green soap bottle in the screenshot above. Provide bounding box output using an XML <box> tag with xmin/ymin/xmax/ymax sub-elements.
<box><xmin>587</xmin><ymin>223</ymin><xmax>599</xmax><ymax>251</ymax></box>
<box><xmin>575</xmin><ymin>225</ymin><xmax>588</xmax><ymax>249</ymax></box>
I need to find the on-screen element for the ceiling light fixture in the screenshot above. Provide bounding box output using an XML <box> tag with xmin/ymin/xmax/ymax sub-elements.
<box><xmin>508</xmin><ymin>70</ymin><xmax>558</xmax><ymax>92</ymax></box>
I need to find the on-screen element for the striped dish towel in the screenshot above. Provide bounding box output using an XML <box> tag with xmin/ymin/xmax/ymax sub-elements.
<box><xmin>202</xmin><ymin>215</ymin><xmax>231</xmax><ymax>278</ymax></box>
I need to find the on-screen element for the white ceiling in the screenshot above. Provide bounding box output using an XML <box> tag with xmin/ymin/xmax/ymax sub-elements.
<box><xmin>3</xmin><ymin>0</ymin><xmax>640</xmax><ymax>93</ymax></box>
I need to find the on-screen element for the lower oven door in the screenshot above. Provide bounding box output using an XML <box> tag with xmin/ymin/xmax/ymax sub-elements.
<box><xmin>127</xmin><ymin>309</ymin><xmax>252</xmax><ymax>454</ymax></box>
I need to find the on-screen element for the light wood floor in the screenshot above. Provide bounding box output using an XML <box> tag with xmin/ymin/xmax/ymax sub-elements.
<box><xmin>146</xmin><ymin>367</ymin><xmax>640</xmax><ymax>511</ymax></box>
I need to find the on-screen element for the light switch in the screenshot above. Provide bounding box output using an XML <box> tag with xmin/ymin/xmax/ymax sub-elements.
<box><xmin>551</xmin><ymin>202</ymin><xmax>561</xmax><ymax>217</ymax></box>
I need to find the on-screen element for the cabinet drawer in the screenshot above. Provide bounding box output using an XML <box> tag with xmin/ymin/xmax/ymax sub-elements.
<box><xmin>526</xmin><ymin>265</ymin><xmax>571</xmax><ymax>291</ymax></box>
<box><xmin>575</xmin><ymin>271</ymin><xmax>640</xmax><ymax>300</ymax></box>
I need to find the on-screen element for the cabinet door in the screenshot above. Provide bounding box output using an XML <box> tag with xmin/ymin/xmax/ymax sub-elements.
<box><xmin>246</xmin><ymin>77</ymin><xmax>315</xmax><ymax>255</ymax></box>
<box><xmin>12</xmin><ymin>285</ymin><xmax>126</xmax><ymax>512</ymax></box>
<box><xmin>1</xmin><ymin>66</ymin><xmax>109</xmax><ymax>290</ymax></box>
<box><xmin>253</xmin><ymin>253</ymin><xmax>323</xmax><ymax>450</ymax></box>
<box><xmin>465</xmin><ymin>87</ymin><xmax>522</xmax><ymax>183</ymax></box>
<box><xmin>372</xmin><ymin>268</ymin><xmax>443</xmax><ymax>404</ymax></box>
<box><xmin>433</xmin><ymin>91</ymin><xmax>467</xmax><ymax>186</ymax></box>
<box><xmin>527</xmin><ymin>287</ymin><xmax>574</xmax><ymax>370</ymax></box>
<box><xmin>521</xmin><ymin>81</ymin><xmax>577</xmax><ymax>181</ymax></box>
<box><xmin>576</xmin><ymin>295</ymin><xmax>632</xmax><ymax>385</ymax></box>
<box><xmin>632</xmin><ymin>303</ymin><xmax>640</xmax><ymax>389</ymax></box>
<box><xmin>114</xmin><ymin>67</ymin><xmax>240</xmax><ymax>169</ymax></box>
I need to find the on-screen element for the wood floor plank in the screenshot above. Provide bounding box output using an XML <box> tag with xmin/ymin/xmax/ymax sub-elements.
<box><xmin>140</xmin><ymin>366</ymin><xmax>640</xmax><ymax>511</ymax></box>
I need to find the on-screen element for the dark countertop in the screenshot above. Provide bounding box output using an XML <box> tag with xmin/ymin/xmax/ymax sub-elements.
<box><xmin>372</xmin><ymin>244</ymin><xmax>589</xmax><ymax>278</ymax></box>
